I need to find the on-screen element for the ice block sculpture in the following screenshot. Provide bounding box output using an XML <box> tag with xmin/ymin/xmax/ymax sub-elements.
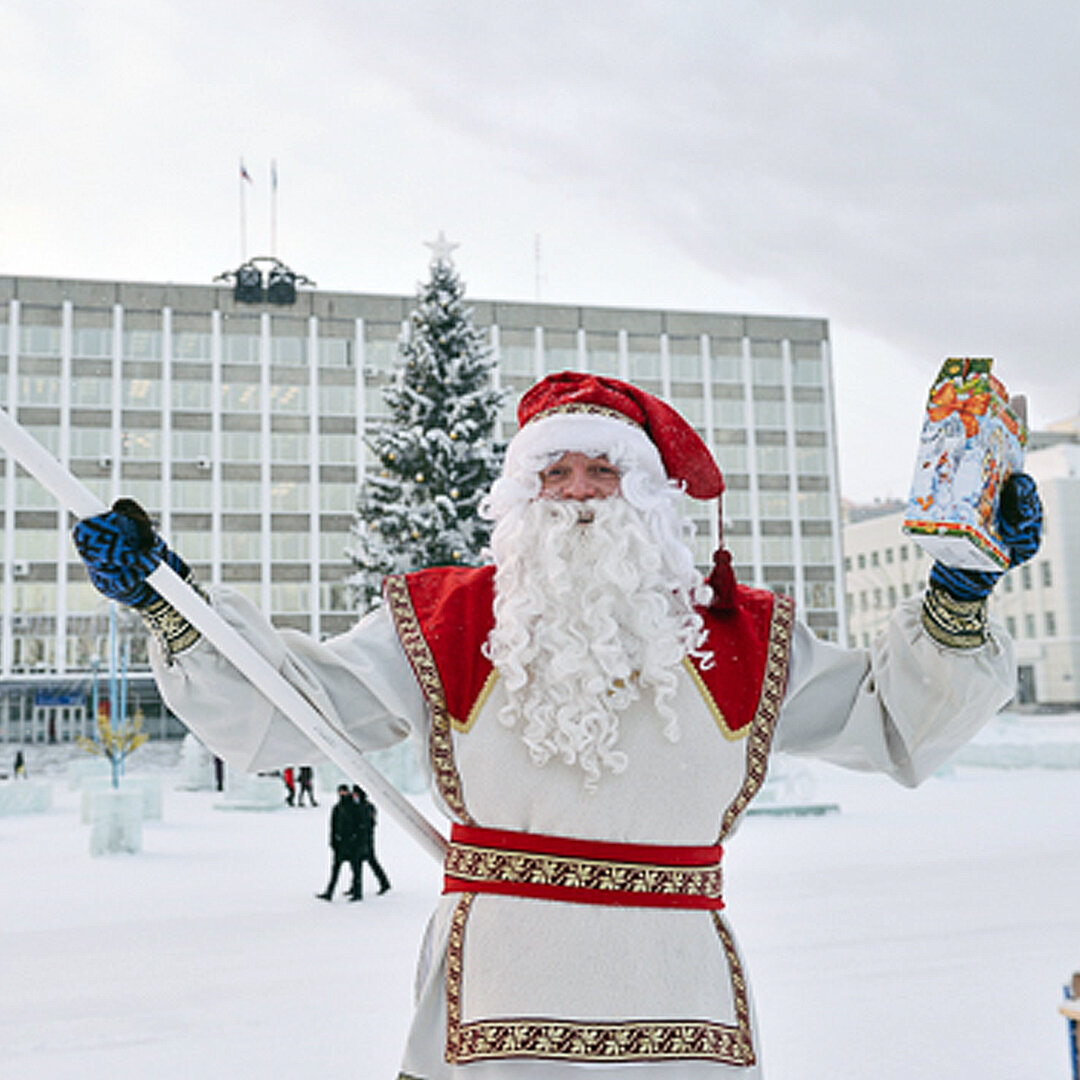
<box><xmin>902</xmin><ymin>357</ymin><xmax>1027</xmax><ymax>571</ymax></box>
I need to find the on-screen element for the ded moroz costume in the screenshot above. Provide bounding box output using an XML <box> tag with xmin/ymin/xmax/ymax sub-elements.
<box><xmin>72</xmin><ymin>371</ymin><xmax>1037</xmax><ymax>1078</ymax></box>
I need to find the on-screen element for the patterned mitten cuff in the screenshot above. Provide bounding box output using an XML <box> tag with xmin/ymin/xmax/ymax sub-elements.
<box><xmin>139</xmin><ymin>567</ymin><xmax>208</xmax><ymax>659</ymax></box>
<box><xmin>921</xmin><ymin>582</ymin><xmax>989</xmax><ymax>650</ymax></box>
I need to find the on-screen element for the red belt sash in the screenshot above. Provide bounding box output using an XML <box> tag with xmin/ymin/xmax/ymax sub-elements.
<box><xmin>443</xmin><ymin>823</ymin><xmax>724</xmax><ymax>910</ymax></box>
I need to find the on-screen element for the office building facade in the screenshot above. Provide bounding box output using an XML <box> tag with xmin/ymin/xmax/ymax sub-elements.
<box><xmin>0</xmin><ymin>273</ymin><xmax>842</xmax><ymax>743</ymax></box>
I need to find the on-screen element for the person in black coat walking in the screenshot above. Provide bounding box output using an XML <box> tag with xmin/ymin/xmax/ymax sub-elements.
<box><xmin>296</xmin><ymin>764</ymin><xmax>318</xmax><ymax>807</ymax></box>
<box><xmin>350</xmin><ymin>784</ymin><xmax>390</xmax><ymax>899</ymax></box>
<box><xmin>316</xmin><ymin>785</ymin><xmax>360</xmax><ymax>901</ymax></box>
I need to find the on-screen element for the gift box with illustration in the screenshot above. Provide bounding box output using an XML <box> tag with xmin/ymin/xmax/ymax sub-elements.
<box><xmin>902</xmin><ymin>357</ymin><xmax>1027</xmax><ymax>571</ymax></box>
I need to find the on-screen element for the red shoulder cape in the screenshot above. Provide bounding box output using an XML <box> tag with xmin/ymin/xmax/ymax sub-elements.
<box><xmin>387</xmin><ymin>565</ymin><xmax>791</xmax><ymax>735</ymax></box>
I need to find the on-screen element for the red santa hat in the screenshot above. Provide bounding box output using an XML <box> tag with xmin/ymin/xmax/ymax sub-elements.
<box><xmin>509</xmin><ymin>371</ymin><xmax>737</xmax><ymax>610</ymax></box>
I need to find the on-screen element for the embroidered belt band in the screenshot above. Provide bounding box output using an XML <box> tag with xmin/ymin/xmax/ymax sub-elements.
<box><xmin>443</xmin><ymin>824</ymin><xmax>724</xmax><ymax>909</ymax></box>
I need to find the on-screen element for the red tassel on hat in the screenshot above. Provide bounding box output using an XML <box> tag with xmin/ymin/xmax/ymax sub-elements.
<box><xmin>706</xmin><ymin>507</ymin><xmax>738</xmax><ymax>614</ymax></box>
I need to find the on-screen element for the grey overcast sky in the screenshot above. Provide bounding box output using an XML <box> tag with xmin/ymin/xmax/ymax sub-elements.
<box><xmin>2</xmin><ymin>0</ymin><xmax>1077</xmax><ymax>502</ymax></box>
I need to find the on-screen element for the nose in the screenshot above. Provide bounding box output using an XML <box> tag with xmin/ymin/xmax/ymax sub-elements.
<box><xmin>561</xmin><ymin>467</ymin><xmax>598</xmax><ymax>500</ymax></box>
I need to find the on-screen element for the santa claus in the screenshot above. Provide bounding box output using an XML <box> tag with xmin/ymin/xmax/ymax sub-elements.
<box><xmin>73</xmin><ymin>371</ymin><xmax>1041</xmax><ymax>1078</ymax></box>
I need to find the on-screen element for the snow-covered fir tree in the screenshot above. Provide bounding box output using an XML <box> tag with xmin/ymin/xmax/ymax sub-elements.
<box><xmin>348</xmin><ymin>236</ymin><xmax>504</xmax><ymax>609</ymax></box>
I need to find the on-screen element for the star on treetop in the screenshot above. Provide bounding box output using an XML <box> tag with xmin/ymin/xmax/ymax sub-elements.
<box><xmin>424</xmin><ymin>230</ymin><xmax>460</xmax><ymax>266</ymax></box>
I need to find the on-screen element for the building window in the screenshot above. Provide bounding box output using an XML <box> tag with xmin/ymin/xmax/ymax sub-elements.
<box><xmin>19</xmin><ymin>375</ymin><xmax>61</xmax><ymax>405</ymax></box>
<box><xmin>222</xmin><ymin>482</ymin><xmax>261</xmax><ymax>511</ymax></box>
<box><xmin>710</xmin><ymin>353</ymin><xmax>742</xmax><ymax>383</ymax></box>
<box><xmin>123</xmin><ymin>330</ymin><xmax>162</xmax><ymax>360</ymax></box>
<box><xmin>669</xmin><ymin>343</ymin><xmax>702</xmax><ymax>381</ymax></box>
<box><xmin>760</xmin><ymin>535</ymin><xmax>794</xmax><ymax>563</ymax></box>
<box><xmin>871</xmin><ymin>551</ymin><xmax>880</xmax><ymax>567</ymax></box>
<box><xmin>1005</xmin><ymin>616</ymin><xmax>1017</xmax><ymax>638</ymax></box>
<box><xmin>873</xmin><ymin>587</ymin><xmax>882</xmax><ymax>609</ymax></box>
<box><xmin>900</xmin><ymin>546</ymin><xmax>909</xmax><ymax>562</ymax></box>
<box><xmin>173</xmin><ymin>331</ymin><xmax>212</xmax><ymax>361</ymax></box>
<box><xmin>803</xmin><ymin>582</ymin><xmax>835</xmax><ymax>609</ymax></box>
<box><xmin>844</xmin><ymin>556</ymin><xmax>852</xmax><ymax>572</ymax></box>
<box><xmin>73</xmin><ymin>327</ymin><xmax>112</xmax><ymax>358</ymax></box>
<box><xmin>751</xmin><ymin>353</ymin><xmax>783</xmax><ymax>386</ymax></box>
<box><xmin>221</xmin><ymin>382</ymin><xmax>260</xmax><ymax>412</ymax></box>
<box><xmin>755</xmin><ymin>444</ymin><xmax>788</xmax><ymax>473</ymax></box>
<box><xmin>271</xmin><ymin>432</ymin><xmax>307</xmax><ymax>463</ymax></box>
<box><xmin>792</xmin><ymin>356</ymin><xmax>823</xmax><ymax>387</ymax></box>
<box><xmin>123</xmin><ymin>378</ymin><xmax>161</xmax><ymax>408</ymax></box>
<box><xmin>887</xmin><ymin>585</ymin><xmax>897</xmax><ymax>607</ymax></box>
<box><xmin>1021</xmin><ymin>564</ymin><xmax>1033</xmax><ymax>591</ymax></box>
<box><xmin>1041</xmin><ymin>562</ymin><xmax>1052</xmax><ymax>588</ymax></box>
<box><xmin>753</xmin><ymin>399</ymin><xmax>786</xmax><ymax>429</ymax></box>
<box><xmin>793</xmin><ymin>400</ymin><xmax>826</xmax><ymax>430</ymax></box>
<box><xmin>714</xmin><ymin>397</ymin><xmax>746</xmax><ymax>427</ymax></box>
<box><xmin>223</xmin><ymin>334</ymin><xmax>260</xmax><ymax>364</ymax></box>
<box><xmin>885</xmin><ymin>548</ymin><xmax>894</xmax><ymax>564</ymax></box>
<box><xmin>801</xmin><ymin>536</ymin><xmax>833</xmax><ymax>564</ymax></box>
<box><xmin>221</xmin><ymin>532</ymin><xmax>260</xmax><ymax>561</ymax></box>
<box><xmin>798</xmin><ymin>491</ymin><xmax>831</xmax><ymax>519</ymax></box>
<box><xmin>270</xmin><ymin>383</ymin><xmax>308</xmax><ymax>413</ymax></box>
<box><xmin>20</xmin><ymin>325</ymin><xmax>61</xmax><ymax>356</ymax></box>
<box><xmin>1045</xmin><ymin>611</ymin><xmax>1057</xmax><ymax>636</ymax></box>
<box><xmin>795</xmin><ymin>445</ymin><xmax>828</xmax><ymax>475</ymax></box>
<box><xmin>173</xmin><ymin>380</ymin><xmax>213</xmax><ymax>410</ymax></box>
<box><xmin>1024</xmin><ymin>614</ymin><xmax>1036</xmax><ymax>638</ymax></box>
<box><xmin>122</xmin><ymin>429</ymin><xmax>161</xmax><ymax>460</ymax></box>
<box><xmin>1003</xmin><ymin>574</ymin><xmax>1013</xmax><ymax>593</ymax></box>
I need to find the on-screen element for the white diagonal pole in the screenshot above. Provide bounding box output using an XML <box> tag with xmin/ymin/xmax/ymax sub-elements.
<box><xmin>0</xmin><ymin>405</ymin><xmax>447</xmax><ymax>863</ymax></box>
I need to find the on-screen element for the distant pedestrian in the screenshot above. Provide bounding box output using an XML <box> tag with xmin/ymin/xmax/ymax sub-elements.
<box><xmin>296</xmin><ymin>765</ymin><xmax>318</xmax><ymax>807</ymax></box>
<box><xmin>282</xmin><ymin>766</ymin><xmax>296</xmax><ymax>806</ymax></box>
<box><xmin>350</xmin><ymin>784</ymin><xmax>390</xmax><ymax>898</ymax></box>
<box><xmin>316</xmin><ymin>784</ymin><xmax>361</xmax><ymax>902</ymax></box>
<box><xmin>13</xmin><ymin>749</ymin><xmax>26</xmax><ymax>779</ymax></box>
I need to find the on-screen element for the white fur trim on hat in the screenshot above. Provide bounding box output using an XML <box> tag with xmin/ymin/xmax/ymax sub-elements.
<box><xmin>503</xmin><ymin>412</ymin><xmax>667</xmax><ymax>488</ymax></box>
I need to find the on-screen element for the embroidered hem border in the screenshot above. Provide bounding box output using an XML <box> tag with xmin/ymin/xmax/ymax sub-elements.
<box><xmin>718</xmin><ymin>592</ymin><xmax>795</xmax><ymax>841</ymax></box>
<box><xmin>384</xmin><ymin>574</ymin><xmax>476</xmax><ymax>825</ymax></box>
<box><xmin>445</xmin><ymin>893</ymin><xmax>755</xmax><ymax>1066</ymax></box>
<box><xmin>443</xmin><ymin>824</ymin><xmax>724</xmax><ymax>910</ymax></box>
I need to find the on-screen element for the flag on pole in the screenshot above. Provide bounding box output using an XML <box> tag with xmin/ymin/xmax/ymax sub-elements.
<box><xmin>271</xmin><ymin>159</ymin><xmax>278</xmax><ymax>191</ymax></box>
<box><xmin>240</xmin><ymin>158</ymin><xmax>253</xmax><ymax>184</ymax></box>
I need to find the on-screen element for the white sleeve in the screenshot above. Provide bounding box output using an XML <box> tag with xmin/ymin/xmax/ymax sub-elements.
<box><xmin>773</xmin><ymin>596</ymin><xmax>1016</xmax><ymax>786</ymax></box>
<box><xmin>149</xmin><ymin>587</ymin><xmax>428</xmax><ymax>773</ymax></box>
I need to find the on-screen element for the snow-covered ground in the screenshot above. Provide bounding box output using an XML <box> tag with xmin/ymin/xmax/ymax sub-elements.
<box><xmin>2</xmin><ymin>713</ymin><xmax>1079</xmax><ymax>1080</ymax></box>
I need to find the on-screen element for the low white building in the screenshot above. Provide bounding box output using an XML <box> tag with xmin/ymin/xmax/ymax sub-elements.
<box><xmin>843</xmin><ymin>416</ymin><xmax>1080</xmax><ymax>709</ymax></box>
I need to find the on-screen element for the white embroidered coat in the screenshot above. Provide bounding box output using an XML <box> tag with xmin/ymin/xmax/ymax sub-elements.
<box><xmin>151</xmin><ymin>585</ymin><xmax>1015</xmax><ymax>1079</ymax></box>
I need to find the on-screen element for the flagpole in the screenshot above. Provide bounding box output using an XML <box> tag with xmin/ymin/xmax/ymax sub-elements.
<box><xmin>239</xmin><ymin>158</ymin><xmax>248</xmax><ymax>261</ymax></box>
<box><xmin>0</xmin><ymin>405</ymin><xmax>448</xmax><ymax>863</ymax></box>
<box><xmin>270</xmin><ymin>159</ymin><xmax>278</xmax><ymax>258</ymax></box>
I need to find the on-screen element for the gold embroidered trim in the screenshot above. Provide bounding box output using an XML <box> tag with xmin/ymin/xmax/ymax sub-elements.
<box><xmin>384</xmin><ymin>574</ymin><xmax>475</xmax><ymax>825</ymax></box>
<box><xmin>682</xmin><ymin>656</ymin><xmax>743</xmax><ymax>741</ymax></box>
<box><xmin>445</xmin><ymin>840</ymin><xmax>723</xmax><ymax>901</ymax></box>
<box><xmin>138</xmin><ymin>573</ymin><xmax>208</xmax><ymax>659</ymax></box>
<box><xmin>445</xmin><ymin>894</ymin><xmax>755</xmax><ymax>1065</ymax></box>
<box><xmin>921</xmin><ymin>583</ymin><xmax>989</xmax><ymax>649</ymax></box>
<box><xmin>718</xmin><ymin>593</ymin><xmax>795</xmax><ymax>841</ymax></box>
<box><xmin>457</xmin><ymin>668</ymin><xmax>497</xmax><ymax>734</ymax></box>
<box><xmin>527</xmin><ymin>402</ymin><xmax>643</xmax><ymax>428</ymax></box>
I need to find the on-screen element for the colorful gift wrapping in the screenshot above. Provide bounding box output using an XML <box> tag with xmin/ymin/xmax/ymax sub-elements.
<box><xmin>902</xmin><ymin>358</ymin><xmax>1027</xmax><ymax>571</ymax></box>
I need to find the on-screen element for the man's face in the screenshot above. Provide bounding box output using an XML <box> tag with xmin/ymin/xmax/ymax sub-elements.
<box><xmin>538</xmin><ymin>452</ymin><xmax>621</xmax><ymax>501</ymax></box>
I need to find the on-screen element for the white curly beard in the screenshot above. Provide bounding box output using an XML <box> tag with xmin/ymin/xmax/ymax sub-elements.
<box><xmin>484</xmin><ymin>496</ymin><xmax>709</xmax><ymax>790</ymax></box>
